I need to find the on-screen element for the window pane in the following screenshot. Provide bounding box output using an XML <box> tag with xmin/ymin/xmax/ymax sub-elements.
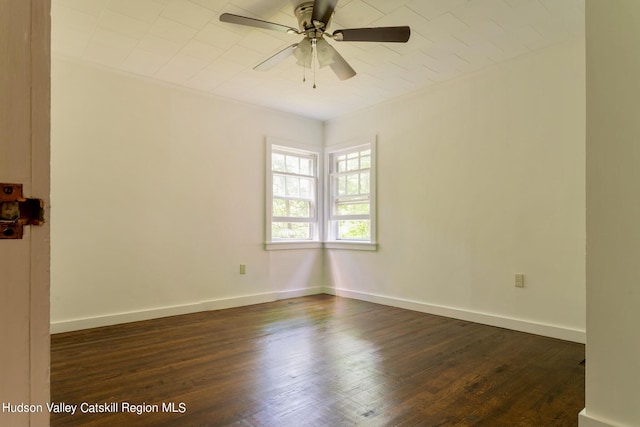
<box><xmin>347</xmin><ymin>158</ymin><xmax>359</xmax><ymax>171</ymax></box>
<box><xmin>285</xmin><ymin>176</ymin><xmax>300</xmax><ymax>197</ymax></box>
<box><xmin>299</xmin><ymin>177</ymin><xmax>313</xmax><ymax>199</ymax></box>
<box><xmin>360</xmin><ymin>155</ymin><xmax>371</xmax><ymax>169</ymax></box>
<box><xmin>300</xmin><ymin>158</ymin><xmax>312</xmax><ymax>176</ymax></box>
<box><xmin>360</xmin><ymin>171</ymin><xmax>370</xmax><ymax>194</ymax></box>
<box><xmin>336</xmin><ymin>203</ymin><xmax>369</xmax><ymax>216</ymax></box>
<box><xmin>289</xmin><ymin>200</ymin><xmax>311</xmax><ymax>217</ymax></box>
<box><xmin>272</xmin><ymin>222</ymin><xmax>311</xmax><ymax>240</ymax></box>
<box><xmin>337</xmin><ymin>175</ymin><xmax>347</xmax><ymax>196</ymax></box>
<box><xmin>338</xmin><ymin>220</ymin><xmax>370</xmax><ymax>240</ymax></box>
<box><xmin>336</xmin><ymin>173</ymin><xmax>368</xmax><ymax>196</ymax></box>
<box><xmin>272</xmin><ymin>153</ymin><xmax>286</xmax><ymax>172</ymax></box>
<box><xmin>273</xmin><ymin>199</ymin><xmax>311</xmax><ymax>218</ymax></box>
<box><xmin>273</xmin><ymin>198</ymin><xmax>287</xmax><ymax>216</ymax></box>
<box><xmin>273</xmin><ymin>174</ymin><xmax>286</xmax><ymax>197</ymax></box>
<box><xmin>285</xmin><ymin>155</ymin><xmax>299</xmax><ymax>174</ymax></box>
<box><xmin>347</xmin><ymin>174</ymin><xmax>359</xmax><ymax>195</ymax></box>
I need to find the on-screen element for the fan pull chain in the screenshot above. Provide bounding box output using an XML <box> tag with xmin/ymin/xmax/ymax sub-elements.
<box><xmin>312</xmin><ymin>38</ymin><xmax>317</xmax><ymax>89</ymax></box>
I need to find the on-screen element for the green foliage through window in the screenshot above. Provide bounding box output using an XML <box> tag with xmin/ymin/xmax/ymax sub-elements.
<box><xmin>330</xmin><ymin>145</ymin><xmax>374</xmax><ymax>241</ymax></box>
<box><xmin>270</xmin><ymin>145</ymin><xmax>318</xmax><ymax>241</ymax></box>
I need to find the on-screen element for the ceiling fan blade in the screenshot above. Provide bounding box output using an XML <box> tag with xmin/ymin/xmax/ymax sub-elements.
<box><xmin>311</xmin><ymin>0</ymin><xmax>338</xmax><ymax>27</ymax></box>
<box><xmin>326</xmin><ymin>43</ymin><xmax>356</xmax><ymax>81</ymax></box>
<box><xmin>220</xmin><ymin>13</ymin><xmax>299</xmax><ymax>34</ymax></box>
<box><xmin>333</xmin><ymin>26</ymin><xmax>411</xmax><ymax>43</ymax></box>
<box><xmin>255</xmin><ymin>43</ymin><xmax>299</xmax><ymax>71</ymax></box>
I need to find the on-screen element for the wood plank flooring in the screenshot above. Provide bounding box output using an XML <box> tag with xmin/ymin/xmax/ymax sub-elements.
<box><xmin>50</xmin><ymin>295</ymin><xmax>585</xmax><ymax>426</ymax></box>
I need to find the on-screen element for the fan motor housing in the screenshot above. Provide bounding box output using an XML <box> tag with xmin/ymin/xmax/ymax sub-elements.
<box><xmin>295</xmin><ymin>1</ymin><xmax>329</xmax><ymax>31</ymax></box>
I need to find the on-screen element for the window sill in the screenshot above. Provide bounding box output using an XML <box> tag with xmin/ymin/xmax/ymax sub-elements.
<box><xmin>265</xmin><ymin>241</ymin><xmax>323</xmax><ymax>251</ymax></box>
<box><xmin>324</xmin><ymin>241</ymin><xmax>378</xmax><ymax>251</ymax></box>
<box><xmin>264</xmin><ymin>241</ymin><xmax>378</xmax><ymax>251</ymax></box>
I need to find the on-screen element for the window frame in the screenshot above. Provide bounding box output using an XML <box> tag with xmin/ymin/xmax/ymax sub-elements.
<box><xmin>265</xmin><ymin>138</ymin><xmax>323</xmax><ymax>250</ymax></box>
<box><xmin>324</xmin><ymin>138</ymin><xmax>377</xmax><ymax>251</ymax></box>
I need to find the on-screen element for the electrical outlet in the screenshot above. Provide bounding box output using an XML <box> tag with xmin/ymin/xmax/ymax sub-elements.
<box><xmin>240</xmin><ymin>264</ymin><xmax>246</xmax><ymax>275</ymax></box>
<box><xmin>515</xmin><ymin>273</ymin><xmax>524</xmax><ymax>288</ymax></box>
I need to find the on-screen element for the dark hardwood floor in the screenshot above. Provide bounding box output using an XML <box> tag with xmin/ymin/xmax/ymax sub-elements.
<box><xmin>50</xmin><ymin>295</ymin><xmax>585</xmax><ymax>426</ymax></box>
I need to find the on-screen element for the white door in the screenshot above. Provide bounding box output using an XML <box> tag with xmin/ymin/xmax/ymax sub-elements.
<box><xmin>0</xmin><ymin>1</ymin><xmax>50</xmax><ymax>426</ymax></box>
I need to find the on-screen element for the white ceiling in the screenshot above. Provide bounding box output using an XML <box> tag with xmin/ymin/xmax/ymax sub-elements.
<box><xmin>51</xmin><ymin>0</ymin><xmax>584</xmax><ymax>120</ymax></box>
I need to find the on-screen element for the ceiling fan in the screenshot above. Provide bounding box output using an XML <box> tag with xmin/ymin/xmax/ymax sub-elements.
<box><xmin>219</xmin><ymin>0</ymin><xmax>411</xmax><ymax>86</ymax></box>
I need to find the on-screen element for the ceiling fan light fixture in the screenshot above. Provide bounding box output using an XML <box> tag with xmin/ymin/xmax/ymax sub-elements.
<box><xmin>294</xmin><ymin>38</ymin><xmax>334</xmax><ymax>69</ymax></box>
<box><xmin>294</xmin><ymin>38</ymin><xmax>311</xmax><ymax>67</ymax></box>
<box><xmin>316</xmin><ymin>38</ymin><xmax>335</xmax><ymax>68</ymax></box>
<box><xmin>219</xmin><ymin>0</ymin><xmax>411</xmax><ymax>85</ymax></box>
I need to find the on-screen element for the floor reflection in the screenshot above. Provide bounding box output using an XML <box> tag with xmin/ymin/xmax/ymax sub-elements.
<box><xmin>249</xmin><ymin>300</ymin><xmax>390</xmax><ymax>425</ymax></box>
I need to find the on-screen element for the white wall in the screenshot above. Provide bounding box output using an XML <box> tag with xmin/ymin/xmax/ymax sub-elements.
<box><xmin>52</xmin><ymin>38</ymin><xmax>587</xmax><ymax>342</ymax></box>
<box><xmin>51</xmin><ymin>58</ymin><xmax>325</xmax><ymax>332</ymax></box>
<box><xmin>325</xmin><ymin>38</ymin><xmax>586</xmax><ymax>342</ymax></box>
<box><xmin>582</xmin><ymin>1</ymin><xmax>640</xmax><ymax>426</ymax></box>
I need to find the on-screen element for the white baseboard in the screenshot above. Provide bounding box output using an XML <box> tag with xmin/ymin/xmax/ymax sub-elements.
<box><xmin>327</xmin><ymin>287</ymin><xmax>586</xmax><ymax>343</ymax></box>
<box><xmin>50</xmin><ymin>286</ymin><xmax>329</xmax><ymax>334</ymax></box>
<box><xmin>579</xmin><ymin>409</ymin><xmax>620</xmax><ymax>427</ymax></box>
<box><xmin>51</xmin><ymin>286</ymin><xmax>585</xmax><ymax>344</ymax></box>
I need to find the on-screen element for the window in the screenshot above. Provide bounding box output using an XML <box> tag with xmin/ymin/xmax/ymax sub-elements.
<box><xmin>266</xmin><ymin>137</ymin><xmax>376</xmax><ymax>251</ymax></box>
<box><xmin>266</xmin><ymin>140</ymin><xmax>321</xmax><ymax>248</ymax></box>
<box><xmin>326</xmin><ymin>140</ymin><xmax>376</xmax><ymax>248</ymax></box>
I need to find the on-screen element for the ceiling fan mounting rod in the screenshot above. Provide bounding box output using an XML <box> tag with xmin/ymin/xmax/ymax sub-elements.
<box><xmin>295</xmin><ymin>1</ymin><xmax>328</xmax><ymax>32</ymax></box>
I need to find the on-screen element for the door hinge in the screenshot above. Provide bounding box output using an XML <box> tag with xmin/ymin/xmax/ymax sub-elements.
<box><xmin>0</xmin><ymin>184</ymin><xmax>45</xmax><ymax>239</ymax></box>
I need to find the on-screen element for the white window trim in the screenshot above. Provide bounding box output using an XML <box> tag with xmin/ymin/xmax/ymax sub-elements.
<box><xmin>265</xmin><ymin>138</ymin><xmax>323</xmax><ymax>250</ymax></box>
<box><xmin>324</xmin><ymin>137</ymin><xmax>377</xmax><ymax>250</ymax></box>
<box><xmin>265</xmin><ymin>136</ymin><xmax>377</xmax><ymax>251</ymax></box>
